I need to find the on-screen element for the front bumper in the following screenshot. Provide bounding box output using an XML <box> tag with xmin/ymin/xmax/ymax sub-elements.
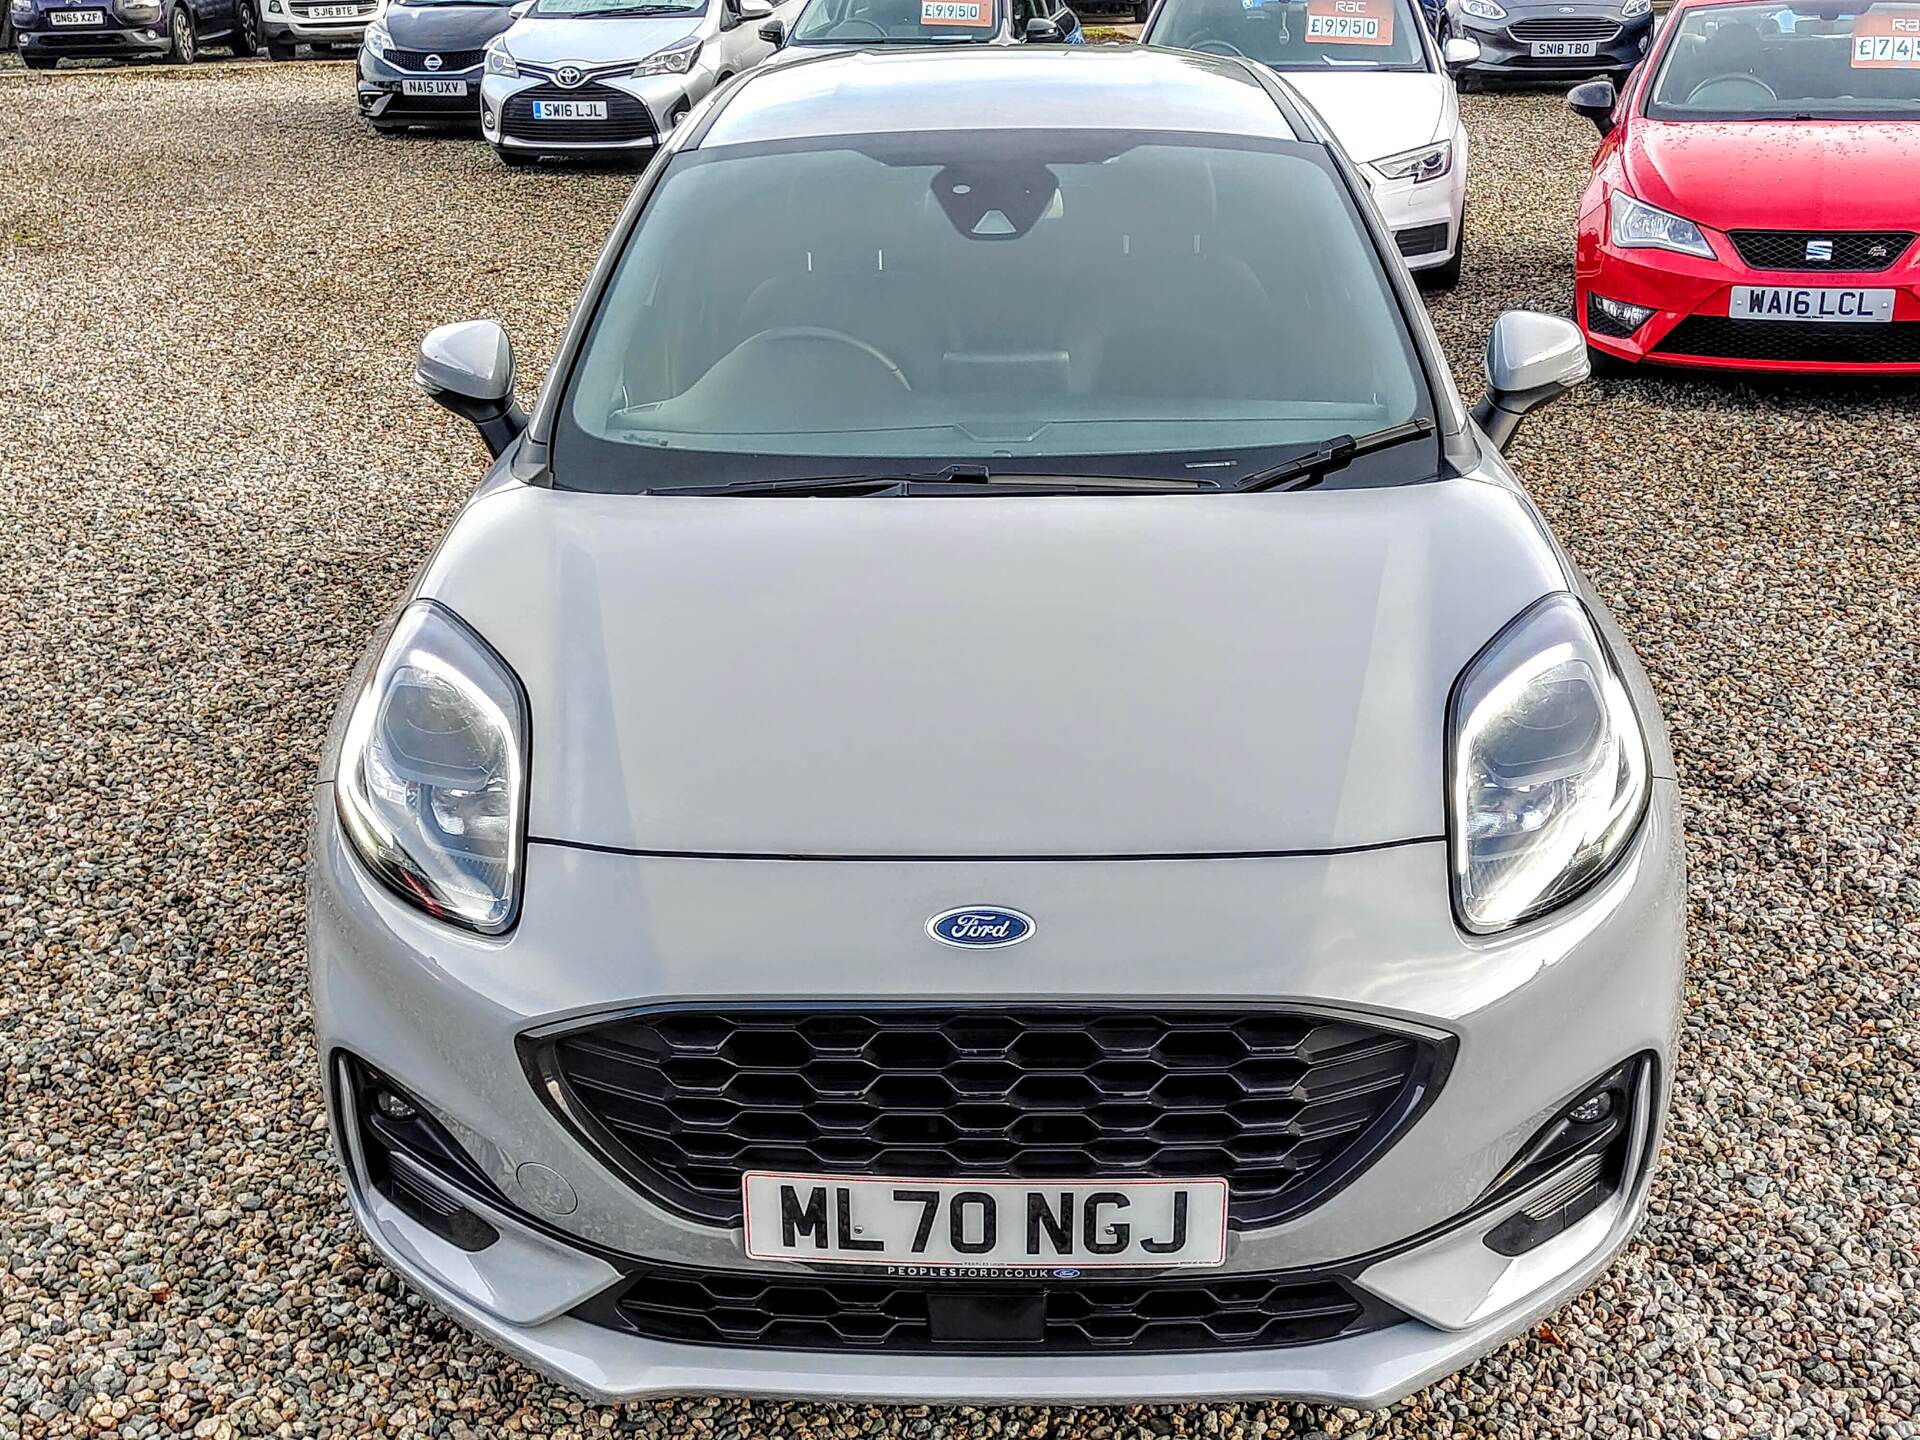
<box><xmin>308</xmin><ymin>772</ymin><xmax>1685</xmax><ymax>1405</ymax></box>
<box><xmin>14</xmin><ymin>20</ymin><xmax>170</xmax><ymax>57</ymax></box>
<box><xmin>1363</xmin><ymin>126</ymin><xmax>1469</xmax><ymax>272</ymax></box>
<box><xmin>480</xmin><ymin>70</ymin><xmax>691</xmax><ymax>155</ymax></box>
<box><xmin>1577</xmin><ymin>205</ymin><xmax>1920</xmax><ymax>373</ymax></box>
<box><xmin>1454</xmin><ymin>14</ymin><xmax>1651</xmax><ymax>79</ymax></box>
<box><xmin>358</xmin><ymin>51</ymin><xmax>483</xmax><ymax>126</ymax></box>
<box><xmin>261</xmin><ymin>0</ymin><xmax>376</xmax><ymax>44</ymax></box>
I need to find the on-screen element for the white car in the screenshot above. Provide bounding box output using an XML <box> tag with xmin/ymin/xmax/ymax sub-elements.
<box><xmin>1142</xmin><ymin>0</ymin><xmax>1475</xmax><ymax>285</ymax></box>
<box><xmin>480</xmin><ymin>0</ymin><xmax>801</xmax><ymax>164</ymax></box>
<box><xmin>261</xmin><ymin>0</ymin><xmax>381</xmax><ymax>57</ymax></box>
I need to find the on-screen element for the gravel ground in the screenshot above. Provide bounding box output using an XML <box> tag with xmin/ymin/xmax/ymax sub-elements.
<box><xmin>2</xmin><ymin>60</ymin><xmax>1917</xmax><ymax>1440</ymax></box>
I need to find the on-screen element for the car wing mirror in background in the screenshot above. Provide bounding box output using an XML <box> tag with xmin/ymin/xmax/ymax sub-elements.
<box><xmin>1442</xmin><ymin>35</ymin><xmax>1480</xmax><ymax>71</ymax></box>
<box><xmin>758</xmin><ymin>16</ymin><xmax>786</xmax><ymax>41</ymax></box>
<box><xmin>415</xmin><ymin>321</ymin><xmax>527</xmax><ymax>460</ymax></box>
<box><xmin>509</xmin><ymin>0</ymin><xmax>534</xmax><ymax>16</ymax></box>
<box><xmin>1566</xmin><ymin>78</ymin><xmax>1618</xmax><ymax>136</ymax></box>
<box><xmin>1024</xmin><ymin>15</ymin><xmax>1066</xmax><ymax>40</ymax></box>
<box><xmin>1471</xmin><ymin>310</ymin><xmax>1590</xmax><ymax>452</ymax></box>
<box><xmin>739</xmin><ymin>0</ymin><xmax>775</xmax><ymax>16</ymax></box>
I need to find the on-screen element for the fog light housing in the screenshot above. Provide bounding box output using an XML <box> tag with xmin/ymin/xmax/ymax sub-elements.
<box><xmin>1587</xmin><ymin>292</ymin><xmax>1656</xmax><ymax>338</ymax></box>
<box><xmin>337</xmin><ymin>1055</ymin><xmax>506</xmax><ymax>1253</ymax></box>
<box><xmin>1480</xmin><ymin>1056</ymin><xmax>1649</xmax><ymax>1257</ymax></box>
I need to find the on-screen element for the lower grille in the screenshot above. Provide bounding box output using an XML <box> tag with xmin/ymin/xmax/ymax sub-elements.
<box><xmin>575</xmin><ymin>1260</ymin><xmax>1400</xmax><ymax>1354</ymax></box>
<box><xmin>1396</xmin><ymin>222</ymin><xmax>1450</xmax><ymax>258</ymax></box>
<box><xmin>35</xmin><ymin>31</ymin><xmax>144</xmax><ymax>48</ymax></box>
<box><xmin>383</xmin><ymin>46</ymin><xmax>486</xmax><ymax>70</ymax></box>
<box><xmin>522</xmin><ymin>1005</ymin><xmax>1451</xmax><ymax>1228</ymax></box>
<box><xmin>1654</xmin><ymin>316</ymin><xmax>1920</xmax><ymax>365</ymax></box>
<box><xmin>1729</xmin><ymin>230</ymin><xmax>1914</xmax><ymax>273</ymax></box>
<box><xmin>1509</xmin><ymin>16</ymin><xmax>1621</xmax><ymax>41</ymax></box>
<box><xmin>501</xmin><ymin>83</ymin><xmax>656</xmax><ymax>145</ymax></box>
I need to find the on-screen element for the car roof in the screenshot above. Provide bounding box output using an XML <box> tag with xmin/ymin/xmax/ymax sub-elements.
<box><xmin>698</xmin><ymin>47</ymin><xmax>1310</xmax><ymax>149</ymax></box>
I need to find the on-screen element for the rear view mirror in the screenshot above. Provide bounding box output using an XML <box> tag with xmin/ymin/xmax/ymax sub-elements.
<box><xmin>1472</xmin><ymin>311</ymin><xmax>1589</xmax><ymax>451</ymax></box>
<box><xmin>415</xmin><ymin>321</ymin><xmax>527</xmax><ymax>460</ymax></box>
<box><xmin>1566</xmin><ymin>78</ymin><xmax>1618</xmax><ymax>136</ymax></box>
<box><xmin>1024</xmin><ymin>15</ymin><xmax>1065</xmax><ymax>41</ymax></box>
<box><xmin>758</xmin><ymin>16</ymin><xmax>786</xmax><ymax>41</ymax></box>
<box><xmin>1442</xmin><ymin>35</ymin><xmax>1480</xmax><ymax>70</ymax></box>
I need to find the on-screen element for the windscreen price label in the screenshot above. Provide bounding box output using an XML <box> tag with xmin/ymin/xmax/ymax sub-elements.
<box><xmin>1851</xmin><ymin>8</ymin><xmax>1920</xmax><ymax>66</ymax></box>
<box><xmin>1305</xmin><ymin>0</ymin><xmax>1393</xmax><ymax>45</ymax></box>
<box><xmin>921</xmin><ymin>0</ymin><xmax>993</xmax><ymax>24</ymax></box>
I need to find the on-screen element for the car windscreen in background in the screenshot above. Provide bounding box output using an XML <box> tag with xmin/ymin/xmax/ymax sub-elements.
<box><xmin>556</xmin><ymin>129</ymin><xmax>1432</xmax><ymax>492</ymax></box>
<box><xmin>1149</xmin><ymin>0</ymin><xmax>1431</xmax><ymax>73</ymax></box>
<box><xmin>789</xmin><ymin>0</ymin><xmax>1004</xmax><ymax>45</ymax></box>
<box><xmin>1647</xmin><ymin>0</ymin><xmax>1920</xmax><ymax>119</ymax></box>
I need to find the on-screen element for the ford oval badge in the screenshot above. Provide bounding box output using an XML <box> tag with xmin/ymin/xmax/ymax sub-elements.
<box><xmin>927</xmin><ymin>906</ymin><xmax>1034</xmax><ymax>949</ymax></box>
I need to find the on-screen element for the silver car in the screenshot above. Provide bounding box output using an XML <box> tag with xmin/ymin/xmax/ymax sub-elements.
<box><xmin>479</xmin><ymin>0</ymin><xmax>800</xmax><ymax>163</ymax></box>
<box><xmin>310</xmin><ymin>47</ymin><xmax>1684</xmax><ymax>1408</ymax></box>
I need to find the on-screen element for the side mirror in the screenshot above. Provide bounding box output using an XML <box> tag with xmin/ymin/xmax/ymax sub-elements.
<box><xmin>509</xmin><ymin>0</ymin><xmax>533</xmax><ymax>15</ymax></box>
<box><xmin>1024</xmin><ymin>15</ymin><xmax>1065</xmax><ymax>41</ymax></box>
<box><xmin>1566</xmin><ymin>78</ymin><xmax>1617</xmax><ymax>136</ymax></box>
<box><xmin>415</xmin><ymin>321</ymin><xmax>527</xmax><ymax>460</ymax></box>
<box><xmin>1471</xmin><ymin>311</ymin><xmax>1589</xmax><ymax>451</ymax></box>
<box><xmin>738</xmin><ymin>0</ymin><xmax>774</xmax><ymax>16</ymax></box>
<box><xmin>757</xmin><ymin>15</ymin><xmax>785</xmax><ymax>41</ymax></box>
<box><xmin>1441</xmin><ymin>35</ymin><xmax>1480</xmax><ymax>70</ymax></box>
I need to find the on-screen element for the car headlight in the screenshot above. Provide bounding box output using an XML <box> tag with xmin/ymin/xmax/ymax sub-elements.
<box><xmin>120</xmin><ymin>0</ymin><xmax>163</xmax><ymax>16</ymax></box>
<box><xmin>1455</xmin><ymin>0</ymin><xmax>1506</xmax><ymax>20</ymax></box>
<box><xmin>484</xmin><ymin>42</ymin><xmax>519</xmax><ymax>76</ymax></box>
<box><xmin>1621</xmin><ymin>0</ymin><xmax>1651</xmax><ymax>15</ymax></box>
<box><xmin>1608</xmin><ymin>191</ymin><xmax>1715</xmax><ymax>260</ymax></box>
<box><xmin>632</xmin><ymin>37</ymin><xmax>699</xmax><ymax>75</ymax></box>
<box><xmin>10</xmin><ymin>0</ymin><xmax>35</xmax><ymax>16</ymax></box>
<box><xmin>336</xmin><ymin>601</ymin><xmax>530</xmax><ymax>935</ymax></box>
<box><xmin>1371</xmin><ymin>141</ymin><xmax>1454</xmax><ymax>184</ymax></box>
<box><xmin>362</xmin><ymin>20</ymin><xmax>391</xmax><ymax>56</ymax></box>
<box><xmin>1448</xmin><ymin>593</ymin><xmax>1650</xmax><ymax>933</ymax></box>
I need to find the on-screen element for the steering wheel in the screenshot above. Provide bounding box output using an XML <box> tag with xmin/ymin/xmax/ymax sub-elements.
<box><xmin>1685</xmin><ymin>73</ymin><xmax>1776</xmax><ymax>104</ymax></box>
<box><xmin>829</xmin><ymin>18</ymin><xmax>889</xmax><ymax>39</ymax></box>
<box><xmin>734</xmin><ymin>326</ymin><xmax>912</xmax><ymax>390</ymax></box>
<box><xmin>1190</xmin><ymin>38</ymin><xmax>1248</xmax><ymax>56</ymax></box>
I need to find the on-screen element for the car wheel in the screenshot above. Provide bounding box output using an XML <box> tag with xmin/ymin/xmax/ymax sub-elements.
<box><xmin>167</xmin><ymin>2</ymin><xmax>196</xmax><ymax>61</ymax></box>
<box><xmin>22</xmin><ymin>53</ymin><xmax>58</xmax><ymax>69</ymax></box>
<box><xmin>265</xmin><ymin>36</ymin><xmax>296</xmax><ymax>58</ymax></box>
<box><xmin>230</xmin><ymin>0</ymin><xmax>260</xmax><ymax>55</ymax></box>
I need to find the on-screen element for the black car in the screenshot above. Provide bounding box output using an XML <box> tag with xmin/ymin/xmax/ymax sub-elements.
<box><xmin>10</xmin><ymin>0</ymin><xmax>258</xmax><ymax>66</ymax></box>
<box><xmin>357</xmin><ymin>0</ymin><xmax>520</xmax><ymax>132</ymax></box>
<box><xmin>1441</xmin><ymin>0</ymin><xmax>1654</xmax><ymax>85</ymax></box>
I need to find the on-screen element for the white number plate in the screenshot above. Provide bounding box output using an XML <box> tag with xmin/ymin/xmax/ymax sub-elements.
<box><xmin>1530</xmin><ymin>40</ymin><xmax>1597</xmax><ymax>57</ymax></box>
<box><xmin>49</xmin><ymin>9</ymin><xmax>107</xmax><ymax>23</ymax></box>
<box><xmin>306</xmin><ymin>4</ymin><xmax>364</xmax><ymax>17</ymax></box>
<box><xmin>532</xmin><ymin>99</ymin><xmax>608</xmax><ymax>120</ymax></box>
<box><xmin>743</xmin><ymin>1173</ymin><xmax>1229</xmax><ymax>1270</ymax></box>
<box><xmin>402</xmin><ymin>78</ymin><xmax>469</xmax><ymax>96</ymax></box>
<box><xmin>1728</xmin><ymin>286</ymin><xmax>1894</xmax><ymax>324</ymax></box>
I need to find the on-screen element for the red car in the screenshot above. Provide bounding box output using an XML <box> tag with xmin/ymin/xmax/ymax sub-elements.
<box><xmin>1569</xmin><ymin>0</ymin><xmax>1920</xmax><ymax>374</ymax></box>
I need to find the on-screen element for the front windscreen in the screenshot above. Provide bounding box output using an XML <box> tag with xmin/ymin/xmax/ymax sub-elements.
<box><xmin>556</xmin><ymin>129</ymin><xmax>1429</xmax><ymax>491</ymax></box>
<box><xmin>1148</xmin><ymin>0</ymin><xmax>1430</xmax><ymax>72</ymax></box>
<box><xmin>789</xmin><ymin>0</ymin><xmax>1003</xmax><ymax>43</ymax></box>
<box><xmin>1647</xmin><ymin>0</ymin><xmax>1920</xmax><ymax>119</ymax></box>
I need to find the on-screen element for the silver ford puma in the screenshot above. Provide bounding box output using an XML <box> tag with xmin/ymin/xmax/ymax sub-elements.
<box><xmin>308</xmin><ymin>47</ymin><xmax>1685</xmax><ymax>1408</ymax></box>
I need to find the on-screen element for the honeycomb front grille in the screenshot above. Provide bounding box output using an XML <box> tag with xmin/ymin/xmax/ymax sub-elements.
<box><xmin>1728</xmin><ymin>230</ymin><xmax>1914</xmax><ymax>273</ymax></box>
<box><xmin>574</xmin><ymin>1258</ymin><xmax>1402</xmax><ymax>1353</ymax></box>
<box><xmin>1654</xmin><ymin>316</ymin><xmax>1920</xmax><ymax>365</ymax></box>
<box><xmin>522</xmin><ymin>1006</ymin><xmax>1451</xmax><ymax>1227</ymax></box>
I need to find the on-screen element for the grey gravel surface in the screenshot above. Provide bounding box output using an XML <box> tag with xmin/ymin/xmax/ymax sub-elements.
<box><xmin>2</xmin><ymin>61</ymin><xmax>1917</xmax><ymax>1440</ymax></box>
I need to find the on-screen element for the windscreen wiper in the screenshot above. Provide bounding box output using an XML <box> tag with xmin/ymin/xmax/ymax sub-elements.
<box><xmin>1232</xmin><ymin>418</ymin><xmax>1437</xmax><ymax>493</ymax></box>
<box><xmin>649</xmin><ymin>467</ymin><xmax>1219</xmax><ymax>497</ymax></box>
